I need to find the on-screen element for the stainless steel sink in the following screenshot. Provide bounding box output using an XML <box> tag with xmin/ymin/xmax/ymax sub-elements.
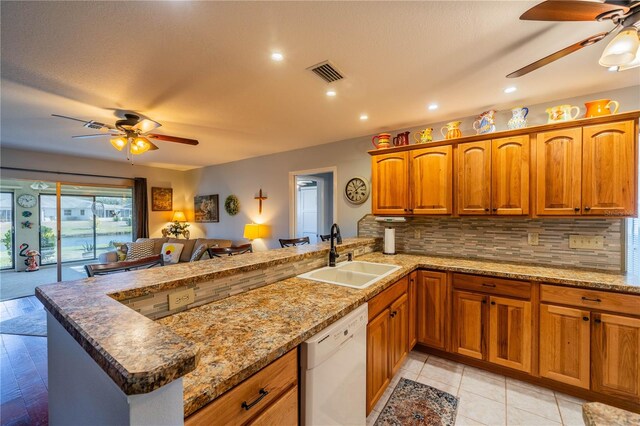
<box><xmin>298</xmin><ymin>261</ymin><xmax>401</xmax><ymax>289</ymax></box>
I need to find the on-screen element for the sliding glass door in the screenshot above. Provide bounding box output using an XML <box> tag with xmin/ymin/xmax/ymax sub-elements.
<box><xmin>0</xmin><ymin>192</ymin><xmax>14</xmax><ymax>270</ymax></box>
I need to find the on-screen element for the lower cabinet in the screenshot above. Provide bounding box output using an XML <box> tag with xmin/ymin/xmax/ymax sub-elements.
<box><xmin>488</xmin><ymin>296</ymin><xmax>532</xmax><ymax>373</ymax></box>
<box><xmin>366</xmin><ymin>277</ymin><xmax>409</xmax><ymax>414</ymax></box>
<box><xmin>452</xmin><ymin>290</ymin><xmax>486</xmax><ymax>360</ymax></box>
<box><xmin>185</xmin><ymin>349</ymin><xmax>298</xmax><ymax>426</ymax></box>
<box><xmin>416</xmin><ymin>271</ymin><xmax>449</xmax><ymax>350</ymax></box>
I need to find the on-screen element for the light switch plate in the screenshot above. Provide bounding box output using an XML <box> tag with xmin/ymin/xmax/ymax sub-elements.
<box><xmin>527</xmin><ymin>233</ymin><xmax>539</xmax><ymax>246</ymax></box>
<box><xmin>569</xmin><ymin>235</ymin><xmax>604</xmax><ymax>250</ymax></box>
<box><xmin>168</xmin><ymin>288</ymin><xmax>195</xmax><ymax>310</ymax></box>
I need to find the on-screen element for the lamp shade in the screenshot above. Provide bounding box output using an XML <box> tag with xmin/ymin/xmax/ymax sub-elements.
<box><xmin>110</xmin><ymin>137</ymin><xmax>127</xmax><ymax>151</ymax></box>
<box><xmin>599</xmin><ymin>27</ymin><xmax>640</xmax><ymax>67</ymax></box>
<box><xmin>171</xmin><ymin>211</ymin><xmax>187</xmax><ymax>222</ymax></box>
<box><xmin>620</xmin><ymin>45</ymin><xmax>640</xmax><ymax>71</ymax></box>
<box><xmin>244</xmin><ymin>223</ymin><xmax>268</xmax><ymax>239</ymax></box>
<box><xmin>130</xmin><ymin>137</ymin><xmax>152</xmax><ymax>155</ymax></box>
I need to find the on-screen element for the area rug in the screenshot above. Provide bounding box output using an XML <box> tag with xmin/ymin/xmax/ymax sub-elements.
<box><xmin>374</xmin><ymin>378</ymin><xmax>459</xmax><ymax>426</ymax></box>
<box><xmin>0</xmin><ymin>309</ymin><xmax>47</xmax><ymax>337</ymax></box>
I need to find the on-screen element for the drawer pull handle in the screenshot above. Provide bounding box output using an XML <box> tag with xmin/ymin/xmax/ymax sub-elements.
<box><xmin>594</xmin><ymin>318</ymin><xmax>602</xmax><ymax>324</ymax></box>
<box><xmin>584</xmin><ymin>206</ymin><xmax>591</xmax><ymax>211</ymax></box>
<box><xmin>583</xmin><ymin>316</ymin><xmax>589</xmax><ymax>321</ymax></box>
<box><xmin>581</xmin><ymin>296</ymin><xmax>601</xmax><ymax>303</ymax></box>
<box><xmin>490</xmin><ymin>301</ymin><xmax>496</xmax><ymax>305</ymax></box>
<box><xmin>482</xmin><ymin>283</ymin><xmax>496</xmax><ymax>288</ymax></box>
<box><xmin>242</xmin><ymin>388</ymin><xmax>269</xmax><ymax>411</ymax></box>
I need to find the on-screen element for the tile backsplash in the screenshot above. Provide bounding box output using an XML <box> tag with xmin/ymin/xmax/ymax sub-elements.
<box><xmin>358</xmin><ymin>215</ymin><xmax>623</xmax><ymax>272</ymax></box>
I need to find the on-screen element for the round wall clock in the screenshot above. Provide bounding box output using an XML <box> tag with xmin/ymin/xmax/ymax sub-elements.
<box><xmin>345</xmin><ymin>177</ymin><xmax>370</xmax><ymax>205</ymax></box>
<box><xmin>17</xmin><ymin>194</ymin><xmax>37</xmax><ymax>208</ymax></box>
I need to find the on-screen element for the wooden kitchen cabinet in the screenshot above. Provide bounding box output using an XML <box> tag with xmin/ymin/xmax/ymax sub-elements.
<box><xmin>416</xmin><ymin>271</ymin><xmax>449</xmax><ymax>350</ymax></box>
<box><xmin>539</xmin><ymin>304</ymin><xmax>591</xmax><ymax>389</ymax></box>
<box><xmin>371</xmin><ymin>152</ymin><xmax>409</xmax><ymax>215</ymax></box>
<box><xmin>452</xmin><ymin>290</ymin><xmax>486</xmax><ymax>360</ymax></box>
<box><xmin>592</xmin><ymin>313</ymin><xmax>640</xmax><ymax>402</ymax></box>
<box><xmin>457</xmin><ymin>141</ymin><xmax>492</xmax><ymax>215</ymax></box>
<box><xmin>408</xmin><ymin>272</ymin><xmax>418</xmax><ymax>349</ymax></box>
<box><xmin>488</xmin><ymin>296</ymin><xmax>532</xmax><ymax>373</ymax></box>
<box><xmin>410</xmin><ymin>145</ymin><xmax>453</xmax><ymax>215</ymax></box>
<box><xmin>582</xmin><ymin>121</ymin><xmax>637</xmax><ymax>216</ymax></box>
<box><xmin>491</xmin><ymin>135</ymin><xmax>530</xmax><ymax>215</ymax></box>
<box><xmin>366</xmin><ymin>309</ymin><xmax>390</xmax><ymax>413</ymax></box>
<box><xmin>535</xmin><ymin>127</ymin><xmax>583</xmax><ymax>216</ymax></box>
<box><xmin>389</xmin><ymin>293</ymin><xmax>409</xmax><ymax>376</ymax></box>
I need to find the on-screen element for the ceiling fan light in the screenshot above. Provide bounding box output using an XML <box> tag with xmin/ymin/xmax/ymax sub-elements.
<box><xmin>110</xmin><ymin>137</ymin><xmax>127</xmax><ymax>151</ymax></box>
<box><xmin>131</xmin><ymin>137</ymin><xmax>151</xmax><ymax>155</ymax></box>
<box><xmin>599</xmin><ymin>27</ymin><xmax>640</xmax><ymax>67</ymax></box>
<box><xmin>619</xmin><ymin>45</ymin><xmax>640</xmax><ymax>71</ymax></box>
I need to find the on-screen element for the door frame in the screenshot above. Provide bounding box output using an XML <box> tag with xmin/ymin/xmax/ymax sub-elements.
<box><xmin>0</xmin><ymin>191</ymin><xmax>15</xmax><ymax>270</ymax></box>
<box><xmin>288</xmin><ymin>166</ymin><xmax>338</xmax><ymax>239</ymax></box>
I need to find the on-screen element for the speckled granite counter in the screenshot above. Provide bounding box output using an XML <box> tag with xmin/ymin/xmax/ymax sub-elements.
<box><xmin>582</xmin><ymin>402</ymin><xmax>640</xmax><ymax>425</ymax></box>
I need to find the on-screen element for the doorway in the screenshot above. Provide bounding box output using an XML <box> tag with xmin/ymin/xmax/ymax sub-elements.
<box><xmin>289</xmin><ymin>167</ymin><xmax>337</xmax><ymax>244</ymax></box>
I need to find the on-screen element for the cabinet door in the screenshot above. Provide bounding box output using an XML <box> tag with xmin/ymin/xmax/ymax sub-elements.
<box><xmin>417</xmin><ymin>271</ymin><xmax>449</xmax><ymax>350</ymax></box>
<box><xmin>249</xmin><ymin>385</ymin><xmax>298</xmax><ymax>426</ymax></box>
<box><xmin>457</xmin><ymin>141</ymin><xmax>492</xmax><ymax>215</ymax></box>
<box><xmin>592</xmin><ymin>313</ymin><xmax>640</xmax><ymax>402</ymax></box>
<box><xmin>408</xmin><ymin>272</ymin><xmax>418</xmax><ymax>350</ymax></box>
<box><xmin>539</xmin><ymin>304</ymin><xmax>590</xmax><ymax>388</ymax></box>
<box><xmin>389</xmin><ymin>293</ymin><xmax>409</xmax><ymax>377</ymax></box>
<box><xmin>488</xmin><ymin>296</ymin><xmax>532</xmax><ymax>373</ymax></box>
<box><xmin>371</xmin><ymin>152</ymin><xmax>409</xmax><ymax>215</ymax></box>
<box><xmin>410</xmin><ymin>145</ymin><xmax>452</xmax><ymax>214</ymax></box>
<box><xmin>535</xmin><ymin>128</ymin><xmax>582</xmax><ymax>216</ymax></box>
<box><xmin>452</xmin><ymin>290</ymin><xmax>486</xmax><ymax>360</ymax></box>
<box><xmin>583</xmin><ymin>121</ymin><xmax>637</xmax><ymax>216</ymax></box>
<box><xmin>367</xmin><ymin>309</ymin><xmax>390</xmax><ymax>414</ymax></box>
<box><xmin>492</xmin><ymin>135</ymin><xmax>530</xmax><ymax>215</ymax></box>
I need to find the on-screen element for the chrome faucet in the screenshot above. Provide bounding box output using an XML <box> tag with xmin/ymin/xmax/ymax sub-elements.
<box><xmin>329</xmin><ymin>223</ymin><xmax>342</xmax><ymax>267</ymax></box>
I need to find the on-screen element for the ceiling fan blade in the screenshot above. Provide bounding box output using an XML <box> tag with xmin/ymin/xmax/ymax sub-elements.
<box><xmin>52</xmin><ymin>114</ymin><xmax>90</xmax><ymax>123</ymax></box>
<box><xmin>148</xmin><ymin>141</ymin><xmax>160</xmax><ymax>151</ymax></box>
<box><xmin>132</xmin><ymin>118</ymin><xmax>162</xmax><ymax>133</ymax></box>
<box><xmin>147</xmin><ymin>134</ymin><xmax>199</xmax><ymax>146</ymax></box>
<box><xmin>72</xmin><ymin>133</ymin><xmax>121</xmax><ymax>139</ymax></box>
<box><xmin>506</xmin><ymin>31</ymin><xmax>609</xmax><ymax>78</ymax></box>
<box><xmin>520</xmin><ymin>1</ymin><xmax>628</xmax><ymax>21</ymax></box>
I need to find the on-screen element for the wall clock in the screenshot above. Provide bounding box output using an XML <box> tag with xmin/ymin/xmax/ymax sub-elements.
<box><xmin>345</xmin><ymin>177</ymin><xmax>370</xmax><ymax>205</ymax></box>
<box><xmin>17</xmin><ymin>194</ymin><xmax>37</xmax><ymax>208</ymax></box>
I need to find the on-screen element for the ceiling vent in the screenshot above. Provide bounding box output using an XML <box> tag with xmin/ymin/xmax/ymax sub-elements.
<box><xmin>307</xmin><ymin>61</ymin><xmax>344</xmax><ymax>83</ymax></box>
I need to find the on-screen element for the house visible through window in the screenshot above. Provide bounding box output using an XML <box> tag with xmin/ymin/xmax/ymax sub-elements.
<box><xmin>63</xmin><ymin>209</ymin><xmax>71</xmax><ymax>216</ymax></box>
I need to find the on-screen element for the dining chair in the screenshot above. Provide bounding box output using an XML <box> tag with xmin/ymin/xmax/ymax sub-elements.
<box><xmin>207</xmin><ymin>244</ymin><xmax>253</xmax><ymax>258</ymax></box>
<box><xmin>85</xmin><ymin>255</ymin><xmax>164</xmax><ymax>277</ymax></box>
<box><xmin>319</xmin><ymin>234</ymin><xmax>331</xmax><ymax>242</ymax></box>
<box><xmin>279</xmin><ymin>237</ymin><xmax>310</xmax><ymax>247</ymax></box>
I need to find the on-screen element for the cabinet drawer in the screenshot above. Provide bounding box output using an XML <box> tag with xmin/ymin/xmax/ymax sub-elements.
<box><xmin>185</xmin><ymin>349</ymin><xmax>298</xmax><ymax>426</ymax></box>
<box><xmin>453</xmin><ymin>273</ymin><xmax>531</xmax><ymax>299</ymax></box>
<box><xmin>369</xmin><ymin>276</ymin><xmax>408</xmax><ymax>321</ymax></box>
<box><xmin>249</xmin><ymin>385</ymin><xmax>298</xmax><ymax>426</ymax></box>
<box><xmin>540</xmin><ymin>285</ymin><xmax>640</xmax><ymax>316</ymax></box>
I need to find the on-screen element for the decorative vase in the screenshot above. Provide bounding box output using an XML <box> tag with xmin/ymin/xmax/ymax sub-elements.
<box><xmin>546</xmin><ymin>105</ymin><xmax>580</xmax><ymax>123</ymax></box>
<box><xmin>472</xmin><ymin>110</ymin><xmax>497</xmax><ymax>135</ymax></box>
<box><xmin>584</xmin><ymin>99</ymin><xmax>619</xmax><ymax>118</ymax></box>
<box><xmin>372</xmin><ymin>133</ymin><xmax>392</xmax><ymax>149</ymax></box>
<box><xmin>508</xmin><ymin>107</ymin><xmax>529</xmax><ymax>130</ymax></box>
<box><xmin>440</xmin><ymin>121</ymin><xmax>462</xmax><ymax>140</ymax></box>
<box><xmin>413</xmin><ymin>128</ymin><xmax>434</xmax><ymax>144</ymax></box>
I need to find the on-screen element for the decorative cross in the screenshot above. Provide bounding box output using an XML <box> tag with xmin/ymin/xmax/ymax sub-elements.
<box><xmin>255</xmin><ymin>189</ymin><xmax>268</xmax><ymax>214</ymax></box>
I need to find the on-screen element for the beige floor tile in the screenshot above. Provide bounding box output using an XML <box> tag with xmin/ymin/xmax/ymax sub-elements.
<box><xmin>554</xmin><ymin>391</ymin><xmax>586</xmax><ymax>405</ymax></box>
<box><xmin>421</xmin><ymin>361</ymin><xmax>464</xmax><ymax>388</ymax></box>
<box><xmin>414</xmin><ymin>373</ymin><xmax>459</xmax><ymax>396</ymax></box>
<box><xmin>408</xmin><ymin>350</ymin><xmax>429</xmax><ymax>363</ymax></box>
<box><xmin>506</xmin><ymin>377</ymin><xmax>555</xmax><ymax>397</ymax></box>
<box><xmin>372</xmin><ymin>387</ymin><xmax>393</xmax><ymax>413</ymax></box>
<box><xmin>401</xmin><ymin>355</ymin><xmax>427</xmax><ymax>374</ymax></box>
<box><xmin>390</xmin><ymin>370</ymin><xmax>418</xmax><ymax>389</ymax></box>
<box><xmin>427</xmin><ymin>354</ymin><xmax>463</xmax><ymax>369</ymax></box>
<box><xmin>455</xmin><ymin>414</ymin><xmax>486</xmax><ymax>426</ymax></box>
<box><xmin>366</xmin><ymin>411</ymin><xmax>379</xmax><ymax>426</ymax></box>
<box><xmin>463</xmin><ymin>365</ymin><xmax>507</xmax><ymax>384</ymax></box>
<box><xmin>507</xmin><ymin>383</ymin><xmax>562</xmax><ymax>423</ymax></box>
<box><xmin>507</xmin><ymin>405</ymin><xmax>561</xmax><ymax>426</ymax></box>
<box><xmin>556</xmin><ymin>398</ymin><xmax>586</xmax><ymax>426</ymax></box>
<box><xmin>459</xmin><ymin>372</ymin><xmax>505</xmax><ymax>403</ymax></box>
<box><xmin>458</xmin><ymin>390</ymin><xmax>506</xmax><ymax>426</ymax></box>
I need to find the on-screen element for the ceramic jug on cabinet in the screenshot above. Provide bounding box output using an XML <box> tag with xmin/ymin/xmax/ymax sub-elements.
<box><xmin>508</xmin><ymin>107</ymin><xmax>529</xmax><ymax>130</ymax></box>
<box><xmin>441</xmin><ymin>121</ymin><xmax>462</xmax><ymax>140</ymax></box>
<box><xmin>413</xmin><ymin>128</ymin><xmax>433</xmax><ymax>144</ymax></box>
<box><xmin>393</xmin><ymin>131</ymin><xmax>410</xmax><ymax>146</ymax></box>
<box><xmin>584</xmin><ymin>99</ymin><xmax>619</xmax><ymax>117</ymax></box>
<box><xmin>372</xmin><ymin>133</ymin><xmax>392</xmax><ymax>149</ymax></box>
<box><xmin>472</xmin><ymin>110</ymin><xmax>497</xmax><ymax>135</ymax></box>
<box><xmin>546</xmin><ymin>104</ymin><xmax>580</xmax><ymax>123</ymax></box>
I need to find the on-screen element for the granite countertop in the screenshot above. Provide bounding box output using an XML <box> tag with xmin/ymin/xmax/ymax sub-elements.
<box><xmin>157</xmin><ymin>252</ymin><xmax>640</xmax><ymax>417</ymax></box>
<box><xmin>582</xmin><ymin>402</ymin><xmax>640</xmax><ymax>426</ymax></box>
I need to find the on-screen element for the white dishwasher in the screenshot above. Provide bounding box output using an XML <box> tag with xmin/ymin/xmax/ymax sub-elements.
<box><xmin>301</xmin><ymin>303</ymin><xmax>368</xmax><ymax>426</ymax></box>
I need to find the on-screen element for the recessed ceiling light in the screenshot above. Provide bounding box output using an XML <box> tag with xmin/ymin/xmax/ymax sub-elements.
<box><xmin>428</xmin><ymin>104</ymin><xmax>438</xmax><ymax>110</ymax></box>
<box><xmin>271</xmin><ymin>52</ymin><xmax>284</xmax><ymax>61</ymax></box>
<box><xmin>504</xmin><ymin>86</ymin><xmax>517</xmax><ymax>94</ymax></box>
<box><xmin>360</xmin><ymin>114</ymin><xmax>368</xmax><ymax>120</ymax></box>
<box><xmin>608</xmin><ymin>65</ymin><xmax>619</xmax><ymax>72</ymax></box>
<box><xmin>326</xmin><ymin>90</ymin><xmax>337</xmax><ymax>97</ymax></box>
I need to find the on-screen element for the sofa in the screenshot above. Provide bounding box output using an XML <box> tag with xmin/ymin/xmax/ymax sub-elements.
<box><xmin>99</xmin><ymin>237</ymin><xmax>233</xmax><ymax>264</ymax></box>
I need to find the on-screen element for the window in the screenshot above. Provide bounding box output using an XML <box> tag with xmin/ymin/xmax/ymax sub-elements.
<box><xmin>80</xmin><ymin>209</ymin><xmax>85</xmax><ymax>215</ymax></box>
<box><xmin>64</xmin><ymin>209</ymin><xmax>71</xmax><ymax>216</ymax></box>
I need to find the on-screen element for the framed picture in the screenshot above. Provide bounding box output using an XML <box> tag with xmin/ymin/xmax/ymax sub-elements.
<box><xmin>194</xmin><ymin>194</ymin><xmax>219</xmax><ymax>223</ymax></box>
<box><xmin>151</xmin><ymin>187</ymin><xmax>173</xmax><ymax>211</ymax></box>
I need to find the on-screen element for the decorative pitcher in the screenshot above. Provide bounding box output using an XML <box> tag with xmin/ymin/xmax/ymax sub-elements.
<box><xmin>441</xmin><ymin>121</ymin><xmax>462</xmax><ymax>140</ymax></box>
<box><xmin>508</xmin><ymin>107</ymin><xmax>529</xmax><ymax>130</ymax></box>
<box><xmin>371</xmin><ymin>133</ymin><xmax>391</xmax><ymax>149</ymax></box>
<box><xmin>472</xmin><ymin>110</ymin><xmax>497</xmax><ymax>135</ymax></box>
<box><xmin>393</xmin><ymin>131</ymin><xmax>410</xmax><ymax>146</ymax></box>
<box><xmin>546</xmin><ymin>104</ymin><xmax>580</xmax><ymax>123</ymax></box>
<box><xmin>584</xmin><ymin>99</ymin><xmax>619</xmax><ymax>118</ymax></box>
<box><xmin>413</xmin><ymin>128</ymin><xmax>434</xmax><ymax>144</ymax></box>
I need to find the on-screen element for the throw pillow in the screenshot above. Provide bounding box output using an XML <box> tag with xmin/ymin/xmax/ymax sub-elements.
<box><xmin>125</xmin><ymin>240</ymin><xmax>155</xmax><ymax>261</ymax></box>
<box><xmin>112</xmin><ymin>242</ymin><xmax>129</xmax><ymax>261</ymax></box>
<box><xmin>161</xmin><ymin>243</ymin><xmax>184</xmax><ymax>264</ymax></box>
<box><xmin>189</xmin><ymin>243</ymin><xmax>209</xmax><ymax>262</ymax></box>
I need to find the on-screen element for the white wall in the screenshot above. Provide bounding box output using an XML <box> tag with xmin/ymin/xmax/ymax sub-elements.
<box><xmin>0</xmin><ymin>148</ymin><xmax>189</xmax><ymax>237</ymax></box>
<box><xmin>184</xmin><ymin>85</ymin><xmax>640</xmax><ymax>250</ymax></box>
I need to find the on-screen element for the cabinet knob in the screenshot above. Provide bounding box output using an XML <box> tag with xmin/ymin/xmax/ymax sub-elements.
<box><xmin>490</xmin><ymin>301</ymin><xmax>496</xmax><ymax>306</ymax></box>
<box><xmin>594</xmin><ymin>318</ymin><xmax>602</xmax><ymax>324</ymax></box>
<box><xmin>584</xmin><ymin>206</ymin><xmax>591</xmax><ymax>211</ymax></box>
<box><xmin>574</xmin><ymin>207</ymin><xmax>580</xmax><ymax>212</ymax></box>
<box><xmin>582</xmin><ymin>316</ymin><xmax>589</xmax><ymax>322</ymax></box>
<box><xmin>492</xmin><ymin>208</ymin><xmax>497</xmax><ymax>212</ymax></box>
<box><xmin>482</xmin><ymin>298</ymin><xmax>487</xmax><ymax>304</ymax></box>
<box><xmin>484</xmin><ymin>208</ymin><xmax>490</xmax><ymax>212</ymax></box>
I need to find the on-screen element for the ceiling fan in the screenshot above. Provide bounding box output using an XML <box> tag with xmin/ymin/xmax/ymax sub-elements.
<box><xmin>507</xmin><ymin>0</ymin><xmax>640</xmax><ymax>78</ymax></box>
<box><xmin>51</xmin><ymin>113</ymin><xmax>199</xmax><ymax>156</ymax></box>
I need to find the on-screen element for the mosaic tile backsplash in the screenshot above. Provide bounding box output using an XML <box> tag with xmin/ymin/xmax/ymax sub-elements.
<box><xmin>358</xmin><ymin>215</ymin><xmax>623</xmax><ymax>272</ymax></box>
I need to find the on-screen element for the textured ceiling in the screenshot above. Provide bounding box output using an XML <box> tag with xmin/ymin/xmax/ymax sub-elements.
<box><xmin>1</xmin><ymin>1</ymin><xmax>637</xmax><ymax>169</ymax></box>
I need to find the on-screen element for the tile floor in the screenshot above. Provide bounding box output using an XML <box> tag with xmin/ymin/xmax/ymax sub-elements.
<box><xmin>367</xmin><ymin>351</ymin><xmax>587</xmax><ymax>426</ymax></box>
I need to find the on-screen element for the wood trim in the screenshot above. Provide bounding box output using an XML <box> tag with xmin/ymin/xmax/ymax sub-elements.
<box><xmin>540</xmin><ymin>284</ymin><xmax>640</xmax><ymax>317</ymax></box>
<box><xmin>452</xmin><ymin>273</ymin><xmax>531</xmax><ymax>299</ymax></box>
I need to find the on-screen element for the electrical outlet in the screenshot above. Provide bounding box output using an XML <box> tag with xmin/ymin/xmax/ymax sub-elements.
<box><xmin>414</xmin><ymin>229</ymin><xmax>421</xmax><ymax>239</ymax></box>
<box><xmin>569</xmin><ymin>235</ymin><xmax>604</xmax><ymax>250</ymax></box>
<box><xmin>527</xmin><ymin>233</ymin><xmax>539</xmax><ymax>246</ymax></box>
<box><xmin>168</xmin><ymin>288</ymin><xmax>195</xmax><ymax>310</ymax></box>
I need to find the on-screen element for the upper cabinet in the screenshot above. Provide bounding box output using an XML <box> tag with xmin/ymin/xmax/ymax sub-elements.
<box><xmin>370</xmin><ymin>114</ymin><xmax>639</xmax><ymax>218</ymax></box>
